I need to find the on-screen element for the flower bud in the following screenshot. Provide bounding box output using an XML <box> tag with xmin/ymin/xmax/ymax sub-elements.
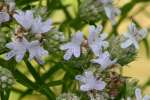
<box><xmin>0</xmin><ymin>66</ymin><xmax>15</xmax><ymax>91</ymax></box>
<box><xmin>79</xmin><ymin>0</ymin><xmax>104</xmax><ymax>22</ymax></box>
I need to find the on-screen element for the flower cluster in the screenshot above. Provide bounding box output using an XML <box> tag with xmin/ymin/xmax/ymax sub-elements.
<box><xmin>60</xmin><ymin>22</ymin><xmax>148</xmax><ymax>99</ymax></box>
<box><xmin>4</xmin><ymin>9</ymin><xmax>52</xmax><ymax>64</ymax></box>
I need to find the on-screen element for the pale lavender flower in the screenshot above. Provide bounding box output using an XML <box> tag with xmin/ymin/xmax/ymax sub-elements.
<box><xmin>28</xmin><ymin>40</ymin><xmax>48</xmax><ymax>64</ymax></box>
<box><xmin>31</xmin><ymin>16</ymin><xmax>52</xmax><ymax>34</ymax></box>
<box><xmin>104</xmin><ymin>6</ymin><xmax>120</xmax><ymax>25</ymax></box>
<box><xmin>88</xmin><ymin>25</ymin><xmax>109</xmax><ymax>56</ymax></box>
<box><xmin>5</xmin><ymin>38</ymin><xmax>29</xmax><ymax>62</ymax></box>
<box><xmin>0</xmin><ymin>12</ymin><xmax>10</xmax><ymax>24</ymax></box>
<box><xmin>98</xmin><ymin>0</ymin><xmax>121</xmax><ymax>25</ymax></box>
<box><xmin>13</xmin><ymin>10</ymin><xmax>34</xmax><ymax>30</ymax></box>
<box><xmin>60</xmin><ymin>31</ymin><xmax>83</xmax><ymax>60</ymax></box>
<box><xmin>135</xmin><ymin>88</ymin><xmax>150</xmax><ymax>100</ymax></box>
<box><xmin>75</xmin><ymin>70</ymin><xmax>106</xmax><ymax>91</ymax></box>
<box><xmin>91</xmin><ymin>51</ymin><xmax>117</xmax><ymax>70</ymax></box>
<box><xmin>121</xmin><ymin>23</ymin><xmax>148</xmax><ymax>49</ymax></box>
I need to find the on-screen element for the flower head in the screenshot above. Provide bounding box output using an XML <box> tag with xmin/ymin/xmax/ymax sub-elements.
<box><xmin>75</xmin><ymin>70</ymin><xmax>106</xmax><ymax>91</ymax></box>
<box><xmin>88</xmin><ymin>25</ymin><xmax>109</xmax><ymax>56</ymax></box>
<box><xmin>120</xmin><ymin>23</ymin><xmax>148</xmax><ymax>49</ymax></box>
<box><xmin>0</xmin><ymin>12</ymin><xmax>10</xmax><ymax>24</ymax></box>
<box><xmin>5</xmin><ymin>37</ymin><xmax>29</xmax><ymax>62</ymax></box>
<box><xmin>31</xmin><ymin>16</ymin><xmax>52</xmax><ymax>34</ymax></box>
<box><xmin>13</xmin><ymin>10</ymin><xmax>34</xmax><ymax>30</ymax></box>
<box><xmin>60</xmin><ymin>31</ymin><xmax>83</xmax><ymax>60</ymax></box>
<box><xmin>28</xmin><ymin>40</ymin><xmax>48</xmax><ymax>64</ymax></box>
<box><xmin>91</xmin><ymin>51</ymin><xmax>117</xmax><ymax>70</ymax></box>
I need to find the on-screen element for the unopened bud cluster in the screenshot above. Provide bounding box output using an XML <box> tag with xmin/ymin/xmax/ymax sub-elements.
<box><xmin>79</xmin><ymin>0</ymin><xmax>104</xmax><ymax>22</ymax></box>
<box><xmin>0</xmin><ymin>66</ymin><xmax>15</xmax><ymax>90</ymax></box>
<box><xmin>79</xmin><ymin>0</ymin><xmax>120</xmax><ymax>24</ymax></box>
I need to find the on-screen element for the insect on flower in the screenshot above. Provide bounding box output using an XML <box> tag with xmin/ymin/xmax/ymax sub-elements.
<box><xmin>88</xmin><ymin>25</ymin><xmax>109</xmax><ymax>56</ymax></box>
<box><xmin>60</xmin><ymin>31</ymin><xmax>83</xmax><ymax>60</ymax></box>
<box><xmin>120</xmin><ymin>23</ymin><xmax>148</xmax><ymax>49</ymax></box>
<box><xmin>75</xmin><ymin>70</ymin><xmax>106</xmax><ymax>91</ymax></box>
<box><xmin>91</xmin><ymin>51</ymin><xmax>117</xmax><ymax>70</ymax></box>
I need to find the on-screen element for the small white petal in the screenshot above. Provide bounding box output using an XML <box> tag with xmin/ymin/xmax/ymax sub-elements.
<box><xmin>80</xmin><ymin>84</ymin><xmax>91</xmax><ymax>91</ymax></box>
<box><xmin>135</xmin><ymin>88</ymin><xmax>142</xmax><ymax>100</ymax></box>
<box><xmin>28</xmin><ymin>40</ymin><xmax>48</xmax><ymax>64</ymax></box>
<box><xmin>94</xmin><ymin>80</ymin><xmax>106</xmax><ymax>90</ymax></box>
<box><xmin>31</xmin><ymin>17</ymin><xmax>52</xmax><ymax>34</ymax></box>
<box><xmin>60</xmin><ymin>43</ymin><xmax>71</xmax><ymax>50</ymax></box>
<box><xmin>72</xmin><ymin>31</ymin><xmax>83</xmax><ymax>45</ymax></box>
<box><xmin>5</xmin><ymin>51</ymin><xmax>15</xmax><ymax>60</ymax></box>
<box><xmin>41</xmin><ymin>19</ymin><xmax>52</xmax><ymax>33</ymax></box>
<box><xmin>138</xmin><ymin>28</ymin><xmax>148</xmax><ymax>39</ymax></box>
<box><xmin>64</xmin><ymin>49</ymin><xmax>73</xmax><ymax>60</ymax></box>
<box><xmin>73</xmin><ymin>46</ymin><xmax>81</xmax><ymax>57</ymax></box>
<box><xmin>15</xmin><ymin>54</ymin><xmax>25</xmax><ymax>62</ymax></box>
<box><xmin>13</xmin><ymin>10</ymin><xmax>34</xmax><ymax>30</ymax></box>
<box><xmin>120</xmin><ymin>39</ymin><xmax>133</xmax><ymax>49</ymax></box>
<box><xmin>0</xmin><ymin>12</ymin><xmax>10</xmax><ymax>24</ymax></box>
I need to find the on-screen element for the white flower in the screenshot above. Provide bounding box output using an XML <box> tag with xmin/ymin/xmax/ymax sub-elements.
<box><xmin>28</xmin><ymin>40</ymin><xmax>48</xmax><ymax>64</ymax></box>
<box><xmin>75</xmin><ymin>71</ymin><xmax>106</xmax><ymax>91</ymax></box>
<box><xmin>5</xmin><ymin>38</ymin><xmax>29</xmax><ymax>62</ymax></box>
<box><xmin>135</xmin><ymin>88</ymin><xmax>150</xmax><ymax>100</ymax></box>
<box><xmin>13</xmin><ymin>10</ymin><xmax>34</xmax><ymax>30</ymax></box>
<box><xmin>91</xmin><ymin>51</ymin><xmax>117</xmax><ymax>70</ymax></box>
<box><xmin>60</xmin><ymin>31</ymin><xmax>83</xmax><ymax>60</ymax></box>
<box><xmin>31</xmin><ymin>16</ymin><xmax>52</xmax><ymax>34</ymax></box>
<box><xmin>88</xmin><ymin>25</ymin><xmax>109</xmax><ymax>56</ymax></box>
<box><xmin>120</xmin><ymin>23</ymin><xmax>148</xmax><ymax>49</ymax></box>
<box><xmin>0</xmin><ymin>12</ymin><xmax>10</xmax><ymax>24</ymax></box>
<box><xmin>104</xmin><ymin>6</ymin><xmax>120</xmax><ymax>25</ymax></box>
<box><xmin>98</xmin><ymin>0</ymin><xmax>120</xmax><ymax>25</ymax></box>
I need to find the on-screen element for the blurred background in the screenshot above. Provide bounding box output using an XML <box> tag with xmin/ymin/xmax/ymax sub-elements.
<box><xmin>3</xmin><ymin>0</ymin><xmax>150</xmax><ymax>100</ymax></box>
